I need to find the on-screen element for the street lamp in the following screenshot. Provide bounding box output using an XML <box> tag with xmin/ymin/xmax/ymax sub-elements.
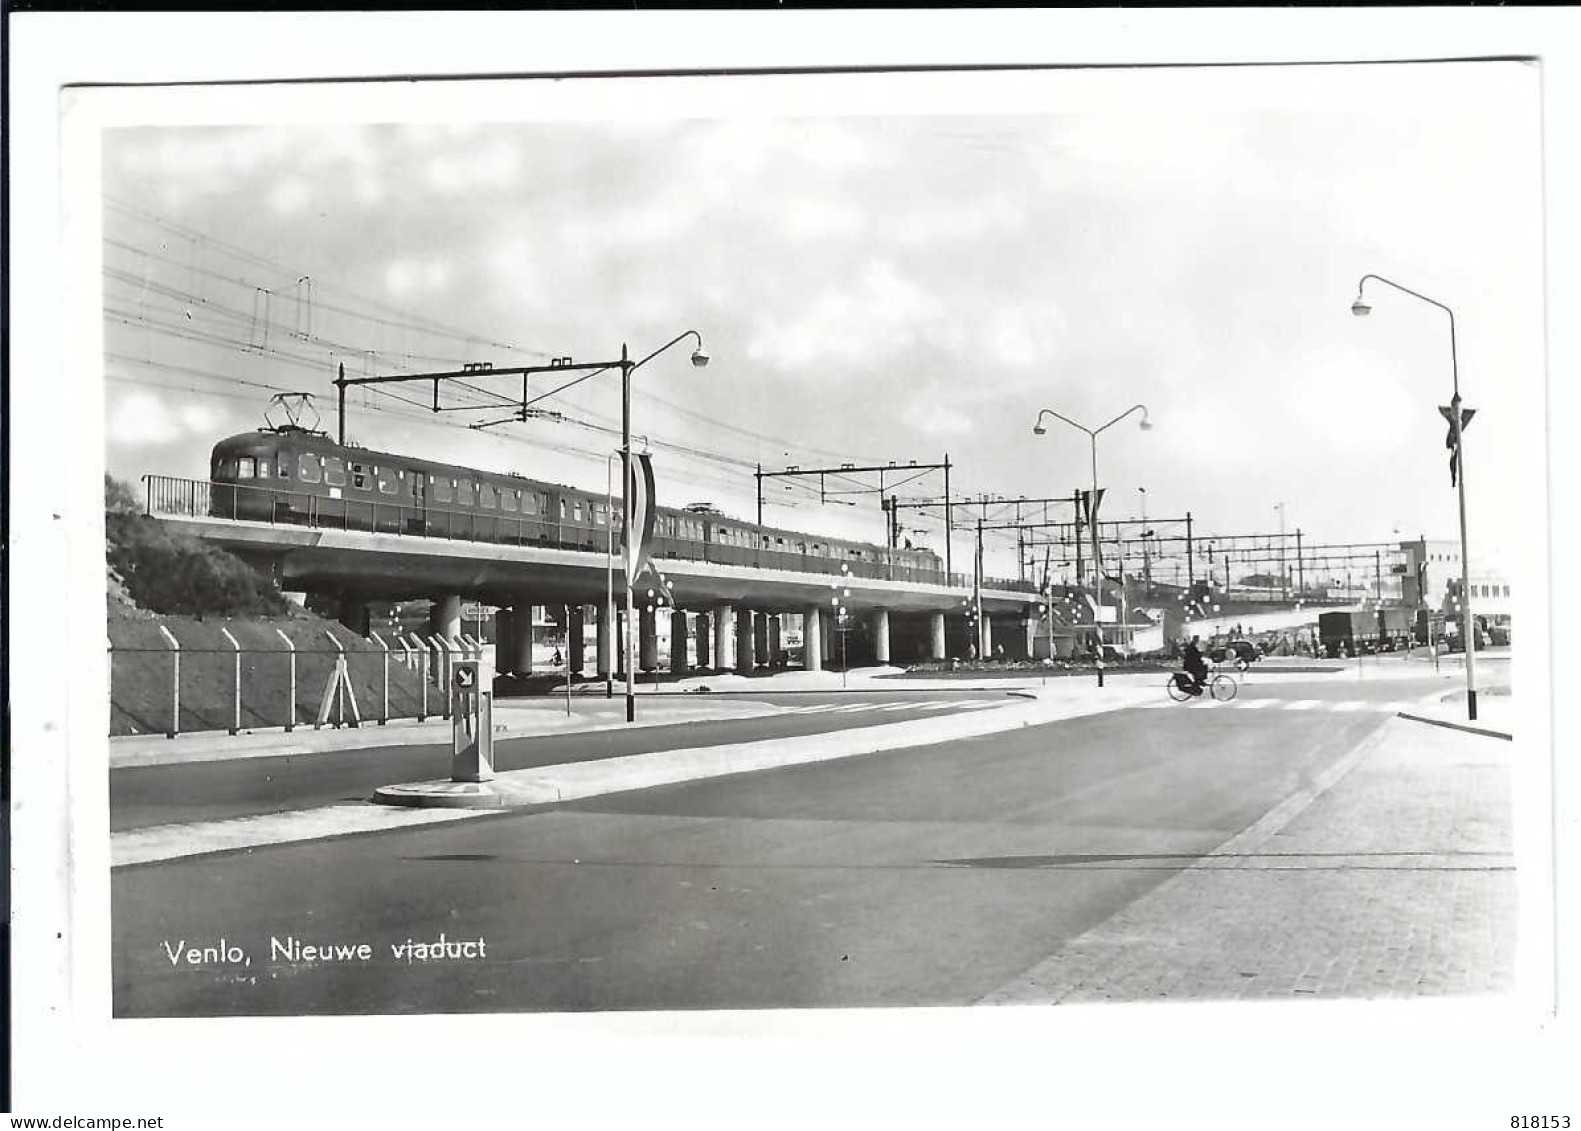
<box><xmin>1350</xmin><ymin>274</ymin><xmax>1478</xmax><ymax>720</ymax></box>
<box><xmin>617</xmin><ymin>330</ymin><xmax>709</xmax><ymax>722</ymax></box>
<box><xmin>1275</xmin><ymin>501</ymin><xmax>1287</xmax><ymax>601</ymax></box>
<box><xmin>1032</xmin><ymin>403</ymin><xmax>1152</xmax><ymax>687</ymax></box>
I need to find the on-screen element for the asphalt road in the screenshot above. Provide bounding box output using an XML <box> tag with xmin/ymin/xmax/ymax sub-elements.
<box><xmin>112</xmin><ymin>673</ymin><xmax>1449</xmax><ymax>1017</ymax></box>
<box><xmin>110</xmin><ymin>689</ymin><xmax>1022</xmax><ymax>831</ymax></box>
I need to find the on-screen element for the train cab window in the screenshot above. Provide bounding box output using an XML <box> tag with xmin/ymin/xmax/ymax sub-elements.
<box><xmin>573</xmin><ymin>500</ymin><xmax>584</xmax><ymax>524</ymax></box>
<box><xmin>276</xmin><ymin>454</ymin><xmax>291</xmax><ymax>479</ymax></box>
<box><xmin>297</xmin><ymin>454</ymin><xmax>323</xmax><ymax>484</ymax></box>
<box><xmin>560</xmin><ymin>499</ymin><xmax>567</xmax><ymax>520</ymax></box>
<box><xmin>410</xmin><ymin>475</ymin><xmax>423</xmax><ymax>500</ymax></box>
<box><xmin>478</xmin><ymin>482</ymin><xmax>497</xmax><ymax>509</ymax></box>
<box><xmin>523</xmin><ymin>492</ymin><xmax>540</xmax><ymax>516</ymax></box>
<box><xmin>431</xmin><ymin>475</ymin><xmax>453</xmax><ymax>504</ymax></box>
<box><xmin>592</xmin><ymin>503</ymin><xmax>606</xmax><ymax>526</ymax></box>
<box><xmin>456</xmin><ymin>479</ymin><xmax>473</xmax><ymax>505</ymax></box>
<box><xmin>349</xmin><ymin>463</ymin><xmax>369</xmax><ymax>491</ymax></box>
<box><xmin>323</xmin><ymin>457</ymin><xmax>346</xmax><ymax>488</ymax></box>
<box><xmin>377</xmin><ymin>467</ymin><xmax>398</xmax><ymax>496</ymax></box>
<box><xmin>501</xmin><ymin>488</ymin><xmax>519</xmax><ymax>513</ymax></box>
<box><xmin>233</xmin><ymin>457</ymin><xmax>254</xmax><ymax>480</ymax></box>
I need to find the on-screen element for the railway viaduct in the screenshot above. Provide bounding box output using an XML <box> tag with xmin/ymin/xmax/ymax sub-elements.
<box><xmin>155</xmin><ymin>513</ymin><xmax>1044</xmax><ymax>676</ymax></box>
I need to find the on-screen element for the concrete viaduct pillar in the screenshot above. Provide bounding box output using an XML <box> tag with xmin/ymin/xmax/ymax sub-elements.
<box><xmin>512</xmin><ymin>603</ymin><xmax>533</xmax><ymax>674</ymax></box>
<box><xmin>695</xmin><ymin>611</ymin><xmax>712</xmax><ymax>669</ymax></box>
<box><xmin>870</xmin><ymin>608</ymin><xmax>891</xmax><ymax>665</ymax></box>
<box><xmin>596</xmin><ymin>599</ymin><xmax>615</xmax><ymax>677</ymax></box>
<box><xmin>803</xmin><ymin>607</ymin><xmax>823</xmax><ymax>671</ymax></box>
<box><xmin>639</xmin><ymin>605</ymin><xmax>658</xmax><ymax>672</ymax></box>
<box><xmin>568</xmin><ymin>605</ymin><xmax>586</xmax><ymax>674</ymax></box>
<box><xmin>337</xmin><ymin>594</ymin><xmax>370</xmax><ymax>637</ymax></box>
<box><xmin>768</xmin><ymin>615</ymin><xmax>782</xmax><ymax>667</ymax></box>
<box><xmin>930</xmin><ymin>612</ymin><xmax>947</xmax><ymax>661</ymax></box>
<box><xmin>753</xmin><ymin>612</ymin><xmax>770</xmax><ymax>671</ymax></box>
<box><xmin>979</xmin><ymin>613</ymin><xmax>993</xmax><ymax>660</ymax></box>
<box><xmin>735</xmin><ymin>608</ymin><xmax>755</xmax><ymax>675</ymax></box>
<box><xmin>431</xmin><ymin>594</ymin><xmax>462</xmax><ymax>643</ymax></box>
<box><xmin>1023</xmin><ymin>612</ymin><xmax>1037</xmax><ymax>661</ymax></box>
<box><xmin>670</xmin><ymin>610</ymin><xmax>689</xmax><ymax>675</ymax></box>
<box><xmin>713</xmin><ymin>605</ymin><xmax>734</xmax><ymax>672</ymax></box>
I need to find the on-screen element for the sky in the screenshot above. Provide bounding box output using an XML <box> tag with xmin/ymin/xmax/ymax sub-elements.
<box><xmin>99</xmin><ymin>61</ymin><xmax>1545</xmax><ymax>580</ymax></box>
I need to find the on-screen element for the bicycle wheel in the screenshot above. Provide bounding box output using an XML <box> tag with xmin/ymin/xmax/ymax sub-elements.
<box><xmin>1210</xmin><ymin>673</ymin><xmax>1239</xmax><ymax>701</ymax></box>
<box><xmin>1166</xmin><ymin>674</ymin><xmax>1193</xmax><ymax>702</ymax></box>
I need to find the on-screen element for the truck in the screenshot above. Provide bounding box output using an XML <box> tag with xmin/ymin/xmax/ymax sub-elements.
<box><xmin>1318</xmin><ymin>610</ymin><xmax>1381</xmax><ymax>658</ymax></box>
<box><xmin>1377</xmin><ymin>607</ymin><xmax>1414</xmax><ymax>652</ymax></box>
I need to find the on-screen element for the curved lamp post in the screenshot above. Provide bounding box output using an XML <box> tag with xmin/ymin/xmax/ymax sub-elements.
<box><xmin>1351</xmin><ymin>274</ymin><xmax>1477</xmax><ymax>720</ymax></box>
<box><xmin>617</xmin><ymin>331</ymin><xmax>709</xmax><ymax>722</ymax></box>
<box><xmin>1032</xmin><ymin>403</ymin><xmax>1152</xmax><ymax>686</ymax></box>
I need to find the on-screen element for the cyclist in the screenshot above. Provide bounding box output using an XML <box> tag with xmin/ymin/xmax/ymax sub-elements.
<box><xmin>1180</xmin><ymin>635</ymin><xmax>1209</xmax><ymax>697</ymax></box>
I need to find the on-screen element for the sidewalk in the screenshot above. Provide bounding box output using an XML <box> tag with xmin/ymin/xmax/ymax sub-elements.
<box><xmin>108</xmin><ymin>665</ymin><xmax>1154</xmax><ymax>767</ymax></box>
<box><xmin>1398</xmin><ymin>691</ymin><xmax>1515</xmax><ymax>741</ymax></box>
<box><xmin>108</xmin><ymin>696</ymin><xmax>793</xmax><ymax>768</ymax></box>
<box><xmin>980</xmin><ymin>713</ymin><xmax>1516</xmax><ymax>1003</ymax></box>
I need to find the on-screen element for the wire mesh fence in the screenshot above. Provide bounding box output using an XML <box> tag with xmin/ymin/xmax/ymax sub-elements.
<box><xmin>108</xmin><ymin>618</ymin><xmax>485</xmax><ymax>737</ymax></box>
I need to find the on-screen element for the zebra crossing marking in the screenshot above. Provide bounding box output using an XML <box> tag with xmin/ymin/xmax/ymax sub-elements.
<box><xmin>787</xmin><ymin>698</ymin><xmax>1007</xmax><ymax>717</ymax></box>
<box><xmin>1134</xmin><ymin>696</ymin><xmax>1412</xmax><ymax>715</ymax></box>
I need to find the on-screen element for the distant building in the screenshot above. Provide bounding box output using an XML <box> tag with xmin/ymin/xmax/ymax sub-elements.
<box><xmin>1397</xmin><ymin>537</ymin><xmax>1510</xmax><ymax>626</ymax></box>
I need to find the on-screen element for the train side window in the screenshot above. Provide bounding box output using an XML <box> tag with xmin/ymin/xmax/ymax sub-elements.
<box><xmin>592</xmin><ymin>503</ymin><xmax>606</xmax><ymax>526</ymax></box>
<box><xmin>411</xmin><ymin>475</ymin><xmax>423</xmax><ymax>500</ymax></box>
<box><xmin>479</xmin><ymin>482</ymin><xmax>497</xmax><ymax>509</ymax></box>
<box><xmin>560</xmin><ymin>499</ymin><xmax>567</xmax><ymax>520</ymax></box>
<box><xmin>523</xmin><ymin>492</ymin><xmax>539</xmax><ymax>516</ymax></box>
<box><xmin>377</xmin><ymin>467</ymin><xmax>398</xmax><ymax>496</ymax></box>
<box><xmin>277</xmin><ymin>454</ymin><xmax>291</xmax><ymax>479</ymax></box>
<box><xmin>456</xmin><ymin>479</ymin><xmax>473</xmax><ymax>504</ymax></box>
<box><xmin>501</xmin><ymin>489</ymin><xmax>518</xmax><ymax>513</ymax></box>
<box><xmin>324</xmin><ymin>457</ymin><xmax>346</xmax><ymax>488</ymax></box>
<box><xmin>349</xmin><ymin>463</ymin><xmax>368</xmax><ymax>490</ymax></box>
<box><xmin>297</xmin><ymin>454</ymin><xmax>323</xmax><ymax>484</ymax></box>
<box><xmin>573</xmin><ymin>500</ymin><xmax>583</xmax><ymax>523</ymax></box>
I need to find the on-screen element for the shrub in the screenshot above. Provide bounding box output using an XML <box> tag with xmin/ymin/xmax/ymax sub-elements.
<box><xmin>106</xmin><ymin>475</ymin><xmax>287</xmax><ymax>618</ymax></box>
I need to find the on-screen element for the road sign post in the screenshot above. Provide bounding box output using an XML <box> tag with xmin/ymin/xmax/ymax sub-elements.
<box><xmin>450</xmin><ymin>658</ymin><xmax>495</xmax><ymax>783</ymax></box>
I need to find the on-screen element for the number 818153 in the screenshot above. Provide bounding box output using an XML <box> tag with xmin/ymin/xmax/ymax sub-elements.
<box><xmin>1512</xmin><ymin>1119</ymin><xmax>1570</xmax><ymax>1128</ymax></box>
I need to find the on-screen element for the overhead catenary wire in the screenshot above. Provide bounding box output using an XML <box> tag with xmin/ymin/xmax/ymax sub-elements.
<box><xmin>103</xmin><ymin>211</ymin><xmax>1024</xmax><ymax>541</ymax></box>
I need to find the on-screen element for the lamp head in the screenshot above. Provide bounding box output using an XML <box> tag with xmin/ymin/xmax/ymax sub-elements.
<box><xmin>1032</xmin><ymin>423</ymin><xmax>1047</xmax><ymax>436</ymax></box>
<box><xmin>1350</xmin><ymin>296</ymin><xmax>1371</xmax><ymax>317</ymax></box>
<box><xmin>1138</xmin><ymin>409</ymin><xmax>1153</xmax><ymax>432</ymax></box>
<box><xmin>690</xmin><ymin>347</ymin><xmax>710</xmax><ymax>368</ymax></box>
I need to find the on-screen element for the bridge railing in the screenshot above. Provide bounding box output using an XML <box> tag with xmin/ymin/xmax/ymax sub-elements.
<box><xmin>143</xmin><ymin>474</ymin><xmax>1040</xmax><ymax>595</ymax></box>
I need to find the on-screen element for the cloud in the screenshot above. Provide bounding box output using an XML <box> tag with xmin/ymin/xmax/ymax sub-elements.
<box><xmin>107</xmin><ymin>390</ymin><xmax>223</xmax><ymax>447</ymax></box>
<box><xmin>269</xmin><ymin>177</ymin><xmax>312</xmax><ymax>215</ymax></box>
<box><xmin>744</xmin><ymin>259</ymin><xmax>954</xmax><ymax>369</ymax></box>
<box><xmin>904</xmin><ymin>402</ymin><xmax>974</xmax><ymax>438</ymax></box>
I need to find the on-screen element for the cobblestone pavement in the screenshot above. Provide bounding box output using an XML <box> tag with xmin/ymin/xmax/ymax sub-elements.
<box><xmin>980</xmin><ymin>714</ymin><xmax>1515</xmax><ymax>1003</ymax></box>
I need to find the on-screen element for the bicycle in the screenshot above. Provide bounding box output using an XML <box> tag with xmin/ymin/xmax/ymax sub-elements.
<box><xmin>1166</xmin><ymin>665</ymin><xmax>1239</xmax><ymax>703</ymax></box>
